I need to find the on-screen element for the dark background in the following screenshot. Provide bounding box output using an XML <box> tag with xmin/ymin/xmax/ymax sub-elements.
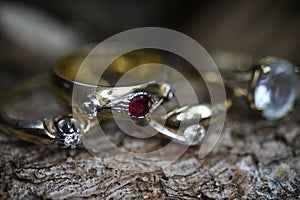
<box><xmin>0</xmin><ymin>0</ymin><xmax>300</xmax><ymax>92</ymax></box>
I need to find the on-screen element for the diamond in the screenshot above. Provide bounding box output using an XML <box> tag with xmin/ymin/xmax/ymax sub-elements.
<box><xmin>183</xmin><ymin>124</ymin><xmax>206</xmax><ymax>145</ymax></box>
<box><xmin>56</xmin><ymin>117</ymin><xmax>81</xmax><ymax>148</ymax></box>
<box><xmin>128</xmin><ymin>94</ymin><xmax>153</xmax><ymax>118</ymax></box>
<box><xmin>63</xmin><ymin>133</ymin><xmax>81</xmax><ymax>148</ymax></box>
<box><xmin>253</xmin><ymin>59</ymin><xmax>297</xmax><ymax>120</ymax></box>
<box><xmin>166</xmin><ymin>90</ymin><xmax>174</xmax><ymax>100</ymax></box>
<box><xmin>82</xmin><ymin>95</ymin><xmax>100</xmax><ymax>118</ymax></box>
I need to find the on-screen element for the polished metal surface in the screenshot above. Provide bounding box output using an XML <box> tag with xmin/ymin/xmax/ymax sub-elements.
<box><xmin>0</xmin><ymin>48</ymin><xmax>230</xmax><ymax>147</ymax></box>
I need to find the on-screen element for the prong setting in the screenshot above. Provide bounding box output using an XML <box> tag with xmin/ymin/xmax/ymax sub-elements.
<box><xmin>55</xmin><ymin>116</ymin><xmax>81</xmax><ymax>148</ymax></box>
<box><xmin>82</xmin><ymin>95</ymin><xmax>101</xmax><ymax>118</ymax></box>
<box><xmin>249</xmin><ymin>57</ymin><xmax>297</xmax><ymax>120</ymax></box>
<box><xmin>128</xmin><ymin>92</ymin><xmax>153</xmax><ymax>119</ymax></box>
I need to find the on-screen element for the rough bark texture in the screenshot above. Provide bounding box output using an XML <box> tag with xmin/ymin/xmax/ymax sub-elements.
<box><xmin>0</xmin><ymin>104</ymin><xmax>299</xmax><ymax>199</ymax></box>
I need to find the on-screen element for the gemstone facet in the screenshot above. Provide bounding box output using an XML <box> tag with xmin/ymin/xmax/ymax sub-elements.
<box><xmin>82</xmin><ymin>95</ymin><xmax>100</xmax><ymax>118</ymax></box>
<box><xmin>183</xmin><ymin>124</ymin><xmax>206</xmax><ymax>145</ymax></box>
<box><xmin>253</xmin><ymin>59</ymin><xmax>297</xmax><ymax>120</ymax></box>
<box><xmin>56</xmin><ymin>117</ymin><xmax>81</xmax><ymax>147</ymax></box>
<box><xmin>128</xmin><ymin>94</ymin><xmax>153</xmax><ymax>118</ymax></box>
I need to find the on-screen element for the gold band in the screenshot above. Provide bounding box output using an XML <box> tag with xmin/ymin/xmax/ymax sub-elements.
<box><xmin>0</xmin><ymin>75</ymin><xmax>91</xmax><ymax>147</ymax></box>
<box><xmin>0</xmin><ymin>47</ymin><xmax>230</xmax><ymax>147</ymax></box>
<box><xmin>51</xmin><ymin>47</ymin><xmax>229</xmax><ymax>145</ymax></box>
<box><xmin>51</xmin><ymin>50</ymin><xmax>173</xmax><ymax>119</ymax></box>
<box><xmin>0</xmin><ymin>74</ymin><xmax>229</xmax><ymax>146</ymax></box>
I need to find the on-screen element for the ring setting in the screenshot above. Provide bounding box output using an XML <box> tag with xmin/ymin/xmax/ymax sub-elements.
<box><xmin>5</xmin><ymin>48</ymin><xmax>296</xmax><ymax>147</ymax></box>
<box><xmin>43</xmin><ymin>114</ymin><xmax>91</xmax><ymax>148</ymax></box>
<box><xmin>128</xmin><ymin>92</ymin><xmax>153</xmax><ymax>119</ymax></box>
<box><xmin>213</xmin><ymin>51</ymin><xmax>298</xmax><ymax>121</ymax></box>
<box><xmin>54</xmin><ymin>116</ymin><xmax>82</xmax><ymax>147</ymax></box>
<box><xmin>249</xmin><ymin>56</ymin><xmax>298</xmax><ymax>120</ymax></box>
<box><xmin>80</xmin><ymin>82</ymin><xmax>173</xmax><ymax>121</ymax></box>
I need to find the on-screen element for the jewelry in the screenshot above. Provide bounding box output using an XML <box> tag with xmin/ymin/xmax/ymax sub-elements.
<box><xmin>51</xmin><ymin>52</ymin><xmax>173</xmax><ymax>120</ymax></box>
<box><xmin>0</xmin><ymin>48</ymin><xmax>229</xmax><ymax>147</ymax></box>
<box><xmin>0</xmin><ymin>75</ymin><xmax>92</xmax><ymax>148</ymax></box>
<box><xmin>212</xmin><ymin>51</ymin><xmax>298</xmax><ymax>120</ymax></box>
<box><xmin>0</xmin><ymin>75</ymin><xmax>229</xmax><ymax>147</ymax></box>
<box><xmin>149</xmin><ymin>102</ymin><xmax>230</xmax><ymax>145</ymax></box>
<box><xmin>50</xmin><ymin>49</ymin><xmax>229</xmax><ymax>145</ymax></box>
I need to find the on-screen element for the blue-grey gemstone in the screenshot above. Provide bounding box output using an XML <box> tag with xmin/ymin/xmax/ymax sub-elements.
<box><xmin>254</xmin><ymin>59</ymin><xmax>297</xmax><ymax>120</ymax></box>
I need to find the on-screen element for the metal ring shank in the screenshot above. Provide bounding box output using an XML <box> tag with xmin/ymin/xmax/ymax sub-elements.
<box><xmin>0</xmin><ymin>48</ymin><xmax>230</xmax><ymax>146</ymax></box>
<box><xmin>0</xmin><ymin>75</ymin><xmax>91</xmax><ymax>146</ymax></box>
<box><xmin>51</xmin><ymin>52</ymin><xmax>173</xmax><ymax>119</ymax></box>
<box><xmin>0</xmin><ymin>114</ymin><xmax>55</xmax><ymax>144</ymax></box>
<box><xmin>0</xmin><ymin>76</ymin><xmax>59</xmax><ymax>144</ymax></box>
<box><xmin>52</xmin><ymin>49</ymin><xmax>231</xmax><ymax>145</ymax></box>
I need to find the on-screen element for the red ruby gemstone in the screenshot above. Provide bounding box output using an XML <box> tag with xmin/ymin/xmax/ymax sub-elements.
<box><xmin>129</xmin><ymin>95</ymin><xmax>153</xmax><ymax>118</ymax></box>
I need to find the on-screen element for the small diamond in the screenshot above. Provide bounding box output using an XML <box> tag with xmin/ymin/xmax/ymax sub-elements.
<box><xmin>82</xmin><ymin>95</ymin><xmax>100</xmax><ymax>118</ymax></box>
<box><xmin>128</xmin><ymin>94</ymin><xmax>153</xmax><ymax>118</ymax></box>
<box><xmin>166</xmin><ymin>91</ymin><xmax>174</xmax><ymax>100</ymax></box>
<box><xmin>183</xmin><ymin>124</ymin><xmax>206</xmax><ymax>145</ymax></box>
<box><xmin>253</xmin><ymin>59</ymin><xmax>297</xmax><ymax>120</ymax></box>
<box><xmin>56</xmin><ymin>117</ymin><xmax>81</xmax><ymax>148</ymax></box>
<box><xmin>63</xmin><ymin>133</ymin><xmax>81</xmax><ymax>148</ymax></box>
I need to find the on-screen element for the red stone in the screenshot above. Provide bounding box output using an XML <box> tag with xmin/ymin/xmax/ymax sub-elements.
<box><xmin>128</xmin><ymin>95</ymin><xmax>153</xmax><ymax>118</ymax></box>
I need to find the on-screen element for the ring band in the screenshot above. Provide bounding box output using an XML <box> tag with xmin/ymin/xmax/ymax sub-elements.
<box><xmin>0</xmin><ymin>47</ymin><xmax>229</xmax><ymax>147</ymax></box>
<box><xmin>212</xmin><ymin>51</ymin><xmax>298</xmax><ymax>120</ymax></box>
<box><xmin>0</xmin><ymin>74</ymin><xmax>229</xmax><ymax>146</ymax></box>
<box><xmin>51</xmin><ymin>51</ymin><xmax>173</xmax><ymax>120</ymax></box>
<box><xmin>1</xmin><ymin>49</ymin><xmax>294</xmax><ymax>147</ymax></box>
<box><xmin>51</xmin><ymin>47</ymin><xmax>229</xmax><ymax>145</ymax></box>
<box><xmin>149</xmin><ymin>101</ymin><xmax>230</xmax><ymax>145</ymax></box>
<box><xmin>0</xmin><ymin>75</ymin><xmax>92</xmax><ymax>147</ymax></box>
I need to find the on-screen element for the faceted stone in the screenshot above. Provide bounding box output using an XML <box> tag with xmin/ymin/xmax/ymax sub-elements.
<box><xmin>82</xmin><ymin>95</ymin><xmax>100</xmax><ymax>118</ymax></box>
<box><xmin>253</xmin><ymin>59</ymin><xmax>297</xmax><ymax>120</ymax></box>
<box><xmin>63</xmin><ymin>133</ymin><xmax>81</xmax><ymax>148</ymax></box>
<box><xmin>56</xmin><ymin>117</ymin><xmax>81</xmax><ymax>147</ymax></box>
<box><xmin>128</xmin><ymin>94</ymin><xmax>153</xmax><ymax>118</ymax></box>
<box><xmin>183</xmin><ymin>124</ymin><xmax>206</xmax><ymax>145</ymax></box>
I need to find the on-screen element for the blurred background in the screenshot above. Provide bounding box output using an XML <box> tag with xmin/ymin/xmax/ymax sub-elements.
<box><xmin>0</xmin><ymin>0</ymin><xmax>299</xmax><ymax>92</ymax></box>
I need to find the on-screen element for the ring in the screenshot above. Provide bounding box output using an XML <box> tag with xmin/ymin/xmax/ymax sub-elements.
<box><xmin>149</xmin><ymin>101</ymin><xmax>230</xmax><ymax>145</ymax></box>
<box><xmin>212</xmin><ymin>51</ymin><xmax>298</xmax><ymax>120</ymax></box>
<box><xmin>0</xmin><ymin>74</ymin><xmax>229</xmax><ymax>147</ymax></box>
<box><xmin>0</xmin><ymin>75</ymin><xmax>92</xmax><ymax>147</ymax></box>
<box><xmin>51</xmin><ymin>47</ymin><xmax>230</xmax><ymax>145</ymax></box>
<box><xmin>51</xmin><ymin>50</ymin><xmax>173</xmax><ymax>121</ymax></box>
<box><xmin>0</xmin><ymin>47</ymin><xmax>229</xmax><ymax>147</ymax></box>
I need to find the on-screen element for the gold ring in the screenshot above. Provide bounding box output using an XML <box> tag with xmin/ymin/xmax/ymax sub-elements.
<box><xmin>50</xmin><ymin>47</ymin><xmax>230</xmax><ymax>145</ymax></box>
<box><xmin>51</xmin><ymin>50</ymin><xmax>173</xmax><ymax>120</ymax></box>
<box><xmin>0</xmin><ymin>75</ymin><xmax>92</xmax><ymax>147</ymax></box>
<box><xmin>0</xmin><ymin>47</ymin><xmax>230</xmax><ymax>147</ymax></box>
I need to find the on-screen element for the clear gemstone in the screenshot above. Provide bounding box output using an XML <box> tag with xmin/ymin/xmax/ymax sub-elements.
<box><xmin>82</xmin><ymin>95</ymin><xmax>100</xmax><ymax>118</ymax></box>
<box><xmin>56</xmin><ymin>117</ymin><xmax>81</xmax><ymax>147</ymax></box>
<box><xmin>183</xmin><ymin>124</ymin><xmax>206</xmax><ymax>145</ymax></box>
<box><xmin>63</xmin><ymin>133</ymin><xmax>81</xmax><ymax>148</ymax></box>
<box><xmin>254</xmin><ymin>59</ymin><xmax>297</xmax><ymax>120</ymax></box>
<box><xmin>166</xmin><ymin>90</ymin><xmax>174</xmax><ymax>100</ymax></box>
